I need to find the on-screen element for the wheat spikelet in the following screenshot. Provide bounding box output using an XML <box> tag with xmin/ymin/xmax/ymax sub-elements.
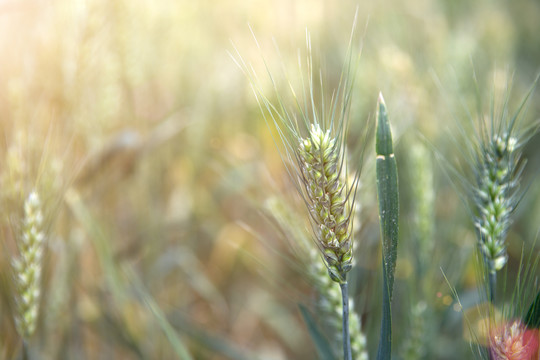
<box><xmin>12</xmin><ymin>190</ymin><xmax>45</xmax><ymax>339</ymax></box>
<box><xmin>233</xmin><ymin>17</ymin><xmax>366</xmax><ymax>358</ymax></box>
<box><xmin>474</xmin><ymin>132</ymin><xmax>518</xmax><ymax>275</ymax></box>
<box><xmin>298</xmin><ymin>123</ymin><xmax>356</xmax><ymax>283</ymax></box>
<box><xmin>461</xmin><ymin>75</ymin><xmax>538</xmax><ymax>302</ymax></box>
<box><xmin>409</xmin><ymin>141</ymin><xmax>434</xmax><ymax>278</ymax></box>
<box><xmin>401</xmin><ymin>301</ymin><xmax>428</xmax><ymax>360</ymax></box>
<box><xmin>402</xmin><ymin>140</ymin><xmax>434</xmax><ymax>359</ymax></box>
<box><xmin>231</xmin><ymin>21</ymin><xmax>366</xmax><ymax>283</ymax></box>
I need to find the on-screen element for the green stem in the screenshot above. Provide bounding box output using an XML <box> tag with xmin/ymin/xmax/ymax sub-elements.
<box><xmin>488</xmin><ymin>271</ymin><xmax>496</xmax><ymax>303</ymax></box>
<box><xmin>377</xmin><ymin>261</ymin><xmax>392</xmax><ymax>360</ymax></box>
<box><xmin>340</xmin><ymin>282</ymin><xmax>352</xmax><ymax>360</ymax></box>
<box><xmin>22</xmin><ymin>340</ymin><xmax>29</xmax><ymax>360</ymax></box>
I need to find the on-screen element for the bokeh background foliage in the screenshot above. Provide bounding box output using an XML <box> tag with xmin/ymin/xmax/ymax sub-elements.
<box><xmin>0</xmin><ymin>0</ymin><xmax>539</xmax><ymax>359</ymax></box>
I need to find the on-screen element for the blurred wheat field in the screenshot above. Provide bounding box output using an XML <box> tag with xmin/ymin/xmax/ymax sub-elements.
<box><xmin>0</xmin><ymin>0</ymin><xmax>539</xmax><ymax>359</ymax></box>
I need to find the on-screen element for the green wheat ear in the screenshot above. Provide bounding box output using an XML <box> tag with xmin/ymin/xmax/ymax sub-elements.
<box><xmin>233</xmin><ymin>13</ymin><xmax>367</xmax><ymax>359</ymax></box>
<box><xmin>298</xmin><ymin>123</ymin><xmax>354</xmax><ymax>284</ymax></box>
<box><xmin>12</xmin><ymin>191</ymin><xmax>45</xmax><ymax>339</ymax></box>
<box><xmin>232</xmin><ymin>17</ymin><xmax>366</xmax><ymax>284</ymax></box>
<box><xmin>475</xmin><ymin>132</ymin><xmax>516</xmax><ymax>272</ymax></box>
<box><xmin>469</xmin><ymin>77</ymin><xmax>538</xmax><ymax>302</ymax></box>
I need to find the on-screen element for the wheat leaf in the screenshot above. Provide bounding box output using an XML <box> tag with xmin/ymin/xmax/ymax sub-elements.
<box><xmin>375</xmin><ymin>93</ymin><xmax>399</xmax><ymax>360</ymax></box>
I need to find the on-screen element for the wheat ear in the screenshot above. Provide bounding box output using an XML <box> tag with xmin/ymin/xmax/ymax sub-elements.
<box><xmin>471</xmin><ymin>77</ymin><xmax>538</xmax><ymax>302</ymax></box>
<box><xmin>298</xmin><ymin>123</ymin><xmax>355</xmax><ymax>284</ymax></box>
<box><xmin>12</xmin><ymin>191</ymin><xmax>45</xmax><ymax>339</ymax></box>
<box><xmin>233</xmin><ymin>13</ymin><xmax>365</xmax><ymax>357</ymax></box>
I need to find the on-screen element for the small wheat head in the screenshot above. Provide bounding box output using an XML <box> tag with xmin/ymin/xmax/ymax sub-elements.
<box><xmin>232</xmin><ymin>16</ymin><xmax>366</xmax><ymax>285</ymax></box>
<box><xmin>469</xmin><ymin>75</ymin><xmax>539</xmax><ymax>276</ymax></box>
<box><xmin>298</xmin><ymin>123</ymin><xmax>355</xmax><ymax>283</ymax></box>
<box><xmin>474</xmin><ymin>132</ymin><xmax>519</xmax><ymax>273</ymax></box>
<box><xmin>12</xmin><ymin>190</ymin><xmax>45</xmax><ymax>339</ymax></box>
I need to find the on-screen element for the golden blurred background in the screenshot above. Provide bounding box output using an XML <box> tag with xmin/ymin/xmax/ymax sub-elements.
<box><xmin>0</xmin><ymin>0</ymin><xmax>539</xmax><ymax>359</ymax></box>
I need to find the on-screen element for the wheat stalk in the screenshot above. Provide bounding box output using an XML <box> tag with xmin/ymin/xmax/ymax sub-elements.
<box><xmin>401</xmin><ymin>140</ymin><xmax>434</xmax><ymax>359</ymax></box>
<box><xmin>469</xmin><ymin>78</ymin><xmax>537</xmax><ymax>302</ymax></box>
<box><xmin>12</xmin><ymin>190</ymin><xmax>45</xmax><ymax>340</ymax></box>
<box><xmin>310</xmin><ymin>247</ymin><xmax>368</xmax><ymax>360</ymax></box>
<box><xmin>264</xmin><ymin>195</ymin><xmax>369</xmax><ymax>359</ymax></box>
<box><xmin>233</xmin><ymin>15</ymin><xmax>367</xmax><ymax>358</ymax></box>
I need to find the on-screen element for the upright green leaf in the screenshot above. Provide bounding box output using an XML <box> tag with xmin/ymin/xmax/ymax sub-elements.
<box><xmin>375</xmin><ymin>93</ymin><xmax>399</xmax><ymax>360</ymax></box>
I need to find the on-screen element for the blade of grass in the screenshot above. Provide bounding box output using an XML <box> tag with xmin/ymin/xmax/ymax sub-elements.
<box><xmin>298</xmin><ymin>304</ymin><xmax>337</xmax><ymax>360</ymax></box>
<box><xmin>64</xmin><ymin>189</ymin><xmax>125</xmax><ymax>301</ymax></box>
<box><xmin>168</xmin><ymin>311</ymin><xmax>257</xmax><ymax>360</ymax></box>
<box><xmin>375</xmin><ymin>93</ymin><xmax>399</xmax><ymax>360</ymax></box>
<box><xmin>124</xmin><ymin>265</ymin><xmax>194</xmax><ymax>360</ymax></box>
